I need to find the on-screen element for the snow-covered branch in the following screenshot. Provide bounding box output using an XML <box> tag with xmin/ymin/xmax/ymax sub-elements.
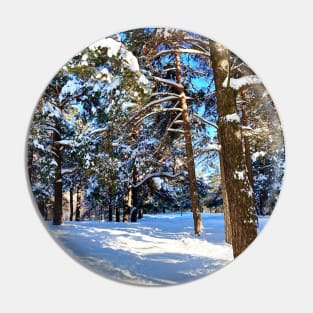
<box><xmin>152</xmin><ymin>49</ymin><xmax>210</xmax><ymax>60</ymax></box>
<box><xmin>152</xmin><ymin>76</ymin><xmax>184</xmax><ymax>91</ymax></box>
<box><xmin>45</xmin><ymin>126</ymin><xmax>60</xmax><ymax>136</ymax></box>
<box><xmin>193</xmin><ymin>113</ymin><xmax>218</xmax><ymax>129</ymax></box>
<box><xmin>60</xmin><ymin>89</ymin><xmax>88</xmax><ymax>109</ymax></box>
<box><xmin>168</xmin><ymin>128</ymin><xmax>186</xmax><ymax>134</ymax></box>
<box><xmin>222</xmin><ymin>75</ymin><xmax>262</xmax><ymax>90</ymax></box>
<box><xmin>134</xmin><ymin>108</ymin><xmax>183</xmax><ymax>125</ymax></box>
<box><xmin>89</xmin><ymin>127</ymin><xmax>107</xmax><ymax>136</ymax></box>
<box><xmin>195</xmin><ymin>145</ymin><xmax>221</xmax><ymax>156</ymax></box>
<box><xmin>133</xmin><ymin>171</ymin><xmax>185</xmax><ymax>189</ymax></box>
<box><xmin>184</xmin><ymin>37</ymin><xmax>210</xmax><ymax>48</ymax></box>
<box><xmin>151</xmin><ymin>92</ymin><xmax>181</xmax><ymax>98</ymax></box>
<box><xmin>54</xmin><ymin>139</ymin><xmax>74</xmax><ymax>147</ymax></box>
<box><xmin>125</xmin><ymin>96</ymin><xmax>181</xmax><ymax>126</ymax></box>
<box><xmin>61</xmin><ymin>168</ymin><xmax>77</xmax><ymax>176</ymax></box>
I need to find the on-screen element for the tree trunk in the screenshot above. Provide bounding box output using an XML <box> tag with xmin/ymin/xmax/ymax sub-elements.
<box><xmin>69</xmin><ymin>186</ymin><xmax>74</xmax><ymax>221</ymax></box>
<box><xmin>27</xmin><ymin>146</ymin><xmax>33</xmax><ymax>185</ymax></box>
<box><xmin>131</xmin><ymin>169</ymin><xmax>138</xmax><ymax>222</ymax></box>
<box><xmin>123</xmin><ymin>183</ymin><xmax>131</xmax><ymax>222</ymax></box>
<box><xmin>175</xmin><ymin>51</ymin><xmax>203</xmax><ymax>235</ymax></box>
<box><xmin>138</xmin><ymin>208</ymin><xmax>143</xmax><ymax>219</ymax></box>
<box><xmin>241</xmin><ymin>102</ymin><xmax>254</xmax><ymax>189</ymax></box>
<box><xmin>108</xmin><ymin>187</ymin><xmax>113</xmax><ymax>222</ymax></box>
<box><xmin>52</xmin><ymin>124</ymin><xmax>63</xmax><ymax>225</ymax></box>
<box><xmin>209</xmin><ymin>40</ymin><xmax>258</xmax><ymax>257</ymax></box>
<box><xmin>219</xmin><ymin>152</ymin><xmax>232</xmax><ymax>244</ymax></box>
<box><xmin>116</xmin><ymin>206</ymin><xmax>120</xmax><ymax>222</ymax></box>
<box><xmin>75</xmin><ymin>175</ymin><xmax>81</xmax><ymax>221</ymax></box>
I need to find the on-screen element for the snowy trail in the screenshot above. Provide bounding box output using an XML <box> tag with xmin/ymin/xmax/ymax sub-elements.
<box><xmin>48</xmin><ymin>213</ymin><xmax>268</xmax><ymax>286</ymax></box>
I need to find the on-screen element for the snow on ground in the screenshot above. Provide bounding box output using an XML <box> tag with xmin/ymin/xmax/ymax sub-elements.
<box><xmin>47</xmin><ymin>213</ymin><xmax>269</xmax><ymax>286</ymax></box>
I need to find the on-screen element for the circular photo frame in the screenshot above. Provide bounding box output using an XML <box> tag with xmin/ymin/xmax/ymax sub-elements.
<box><xmin>27</xmin><ymin>27</ymin><xmax>285</xmax><ymax>286</ymax></box>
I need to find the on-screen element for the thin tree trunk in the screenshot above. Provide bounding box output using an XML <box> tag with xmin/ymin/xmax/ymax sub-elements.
<box><xmin>209</xmin><ymin>40</ymin><xmax>257</xmax><ymax>257</ymax></box>
<box><xmin>52</xmin><ymin>123</ymin><xmax>63</xmax><ymax>225</ymax></box>
<box><xmin>108</xmin><ymin>187</ymin><xmax>113</xmax><ymax>222</ymax></box>
<box><xmin>69</xmin><ymin>186</ymin><xmax>74</xmax><ymax>221</ymax></box>
<box><xmin>175</xmin><ymin>51</ymin><xmax>203</xmax><ymax>235</ymax></box>
<box><xmin>123</xmin><ymin>183</ymin><xmax>131</xmax><ymax>222</ymax></box>
<box><xmin>28</xmin><ymin>146</ymin><xmax>33</xmax><ymax>185</ymax></box>
<box><xmin>75</xmin><ymin>175</ymin><xmax>81</xmax><ymax>221</ymax></box>
<box><xmin>131</xmin><ymin>169</ymin><xmax>138</xmax><ymax>222</ymax></box>
<box><xmin>219</xmin><ymin>152</ymin><xmax>232</xmax><ymax>244</ymax></box>
<box><xmin>116</xmin><ymin>205</ymin><xmax>120</xmax><ymax>222</ymax></box>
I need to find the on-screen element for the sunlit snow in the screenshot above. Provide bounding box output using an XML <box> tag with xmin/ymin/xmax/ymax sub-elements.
<box><xmin>48</xmin><ymin>213</ymin><xmax>268</xmax><ymax>286</ymax></box>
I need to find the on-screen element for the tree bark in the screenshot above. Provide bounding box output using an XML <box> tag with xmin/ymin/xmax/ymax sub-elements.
<box><xmin>209</xmin><ymin>40</ymin><xmax>257</xmax><ymax>257</ymax></box>
<box><xmin>108</xmin><ymin>187</ymin><xmax>113</xmax><ymax>222</ymax></box>
<box><xmin>116</xmin><ymin>205</ymin><xmax>120</xmax><ymax>222</ymax></box>
<box><xmin>131</xmin><ymin>168</ymin><xmax>138</xmax><ymax>222</ymax></box>
<box><xmin>27</xmin><ymin>146</ymin><xmax>33</xmax><ymax>185</ymax></box>
<box><xmin>69</xmin><ymin>186</ymin><xmax>74</xmax><ymax>221</ymax></box>
<box><xmin>52</xmin><ymin>123</ymin><xmax>63</xmax><ymax>225</ymax></box>
<box><xmin>123</xmin><ymin>183</ymin><xmax>131</xmax><ymax>222</ymax></box>
<box><xmin>219</xmin><ymin>152</ymin><xmax>232</xmax><ymax>244</ymax></box>
<box><xmin>241</xmin><ymin>102</ymin><xmax>254</xmax><ymax>189</ymax></box>
<box><xmin>75</xmin><ymin>175</ymin><xmax>81</xmax><ymax>221</ymax></box>
<box><xmin>175</xmin><ymin>51</ymin><xmax>203</xmax><ymax>235</ymax></box>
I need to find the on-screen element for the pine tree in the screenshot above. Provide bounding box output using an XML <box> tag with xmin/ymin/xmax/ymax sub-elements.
<box><xmin>209</xmin><ymin>40</ymin><xmax>258</xmax><ymax>257</ymax></box>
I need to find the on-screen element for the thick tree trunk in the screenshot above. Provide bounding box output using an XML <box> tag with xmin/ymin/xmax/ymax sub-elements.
<box><xmin>75</xmin><ymin>175</ymin><xmax>81</xmax><ymax>221</ymax></box>
<box><xmin>175</xmin><ymin>51</ymin><xmax>203</xmax><ymax>235</ymax></box>
<box><xmin>69</xmin><ymin>186</ymin><xmax>74</xmax><ymax>221</ymax></box>
<box><xmin>52</xmin><ymin>124</ymin><xmax>63</xmax><ymax>225</ymax></box>
<box><xmin>209</xmin><ymin>40</ymin><xmax>257</xmax><ymax>257</ymax></box>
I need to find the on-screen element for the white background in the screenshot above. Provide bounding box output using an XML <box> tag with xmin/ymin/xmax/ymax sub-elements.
<box><xmin>0</xmin><ymin>0</ymin><xmax>312</xmax><ymax>312</ymax></box>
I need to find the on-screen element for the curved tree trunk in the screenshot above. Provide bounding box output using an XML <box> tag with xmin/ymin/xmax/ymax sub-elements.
<box><xmin>175</xmin><ymin>51</ymin><xmax>203</xmax><ymax>235</ymax></box>
<box><xmin>209</xmin><ymin>40</ymin><xmax>257</xmax><ymax>257</ymax></box>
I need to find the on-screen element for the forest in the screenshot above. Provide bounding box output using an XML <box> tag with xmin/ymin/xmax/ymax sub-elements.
<box><xmin>27</xmin><ymin>28</ymin><xmax>285</xmax><ymax>275</ymax></box>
